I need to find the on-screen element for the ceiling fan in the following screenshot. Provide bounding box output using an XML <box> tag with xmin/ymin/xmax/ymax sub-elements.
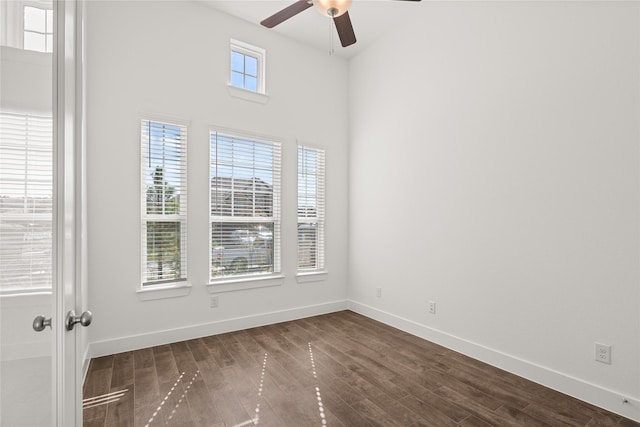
<box><xmin>260</xmin><ymin>0</ymin><xmax>422</xmax><ymax>48</ymax></box>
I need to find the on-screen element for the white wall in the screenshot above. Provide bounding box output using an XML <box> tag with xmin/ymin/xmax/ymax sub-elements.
<box><xmin>85</xmin><ymin>1</ymin><xmax>349</xmax><ymax>352</ymax></box>
<box><xmin>349</xmin><ymin>1</ymin><xmax>640</xmax><ymax>421</ymax></box>
<box><xmin>85</xmin><ymin>0</ymin><xmax>640</xmax><ymax>420</ymax></box>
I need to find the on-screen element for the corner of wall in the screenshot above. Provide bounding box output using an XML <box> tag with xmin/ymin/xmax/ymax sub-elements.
<box><xmin>347</xmin><ymin>300</ymin><xmax>640</xmax><ymax>423</ymax></box>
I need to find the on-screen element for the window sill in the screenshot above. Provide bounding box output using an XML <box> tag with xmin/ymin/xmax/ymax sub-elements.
<box><xmin>207</xmin><ymin>274</ymin><xmax>284</xmax><ymax>294</ymax></box>
<box><xmin>227</xmin><ymin>85</ymin><xmax>269</xmax><ymax>105</ymax></box>
<box><xmin>296</xmin><ymin>271</ymin><xmax>328</xmax><ymax>284</ymax></box>
<box><xmin>137</xmin><ymin>283</ymin><xmax>192</xmax><ymax>301</ymax></box>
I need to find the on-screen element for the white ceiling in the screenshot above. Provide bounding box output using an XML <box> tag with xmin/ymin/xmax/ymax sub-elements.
<box><xmin>198</xmin><ymin>1</ymin><xmax>425</xmax><ymax>59</ymax></box>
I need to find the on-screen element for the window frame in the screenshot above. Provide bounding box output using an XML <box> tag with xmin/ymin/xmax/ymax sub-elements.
<box><xmin>208</xmin><ymin>128</ymin><xmax>282</xmax><ymax>286</ymax></box>
<box><xmin>297</xmin><ymin>145</ymin><xmax>326</xmax><ymax>275</ymax></box>
<box><xmin>140</xmin><ymin>117</ymin><xmax>189</xmax><ymax>290</ymax></box>
<box><xmin>229</xmin><ymin>39</ymin><xmax>266</xmax><ymax>94</ymax></box>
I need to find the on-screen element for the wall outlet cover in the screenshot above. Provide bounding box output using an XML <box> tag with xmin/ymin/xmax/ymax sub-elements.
<box><xmin>428</xmin><ymin>301</ymin><xmax>436</xmax><ymax>314</ymax></box>
<box><xmin>210</xmin><ymin>296</ymin><xmax>219</xmax><ymax>308</ymax></box>
<box><xmin>595</xmin><ymin>343</ymin><xmax>611</xmax><ymax>364</ymax></box>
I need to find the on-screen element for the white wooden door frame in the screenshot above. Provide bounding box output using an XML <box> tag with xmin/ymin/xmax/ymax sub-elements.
<box><xmin>53</xmin><ymin>0</ymin><xmax>85</xmax><ymax>424</ymax></box>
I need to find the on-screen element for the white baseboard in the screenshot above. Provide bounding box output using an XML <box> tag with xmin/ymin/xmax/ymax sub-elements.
<box><xmin>347</xmin><ymin>300</ymin><xmax>640</xmax><ymax>423</ymax></box>
<box><xmin>84</xmin><ymin>298</ymin><xmax>639</xmax><ymax>422</ymax></box>
<box><xmin>88</xmin><ymin>300</ymin><xmax>348</xmax><ymax>359</ymax></box>
<box><xmin>82</xmin><ymin>344</ymin><xmax>91</xmax><ymax>383</ymax></box>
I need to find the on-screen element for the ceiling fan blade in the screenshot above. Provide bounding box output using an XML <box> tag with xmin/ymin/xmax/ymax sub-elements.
<box><xmin>260</xmin><ymin>1</ymin><xmax>313</xmax><ymax>28</ymax></box>
<box><xmin>333</xmin><ymin>11</ymin><xmax>356</xmax><ymax>47</ymax></box>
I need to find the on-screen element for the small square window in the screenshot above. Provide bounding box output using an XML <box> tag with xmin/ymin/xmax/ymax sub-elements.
<box><xmin>229</xmin><ymin>39</ymin><xmax>266</xmax><ymax>94</ymax></box>
<box><xmin>23</xmin><ymin>5</ymin><xmax>53</xmax><ymax>53</ymax></box>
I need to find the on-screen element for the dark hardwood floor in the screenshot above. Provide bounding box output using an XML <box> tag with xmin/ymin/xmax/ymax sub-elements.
<box><xmin>83</xmin><ymin>310</ymin><xmax>639</xmax><ymax>427</ymax></box>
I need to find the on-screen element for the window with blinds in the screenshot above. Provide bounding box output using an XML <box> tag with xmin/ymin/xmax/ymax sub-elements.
<box><xmin>210</xmin><ymin>131</ymin><xmax>281</xmax><ymax>279</ymax></box>
<box><xmin>141</xmin><ymin>119</ymin><xmax>187</xmax><ymax>286</ymax></box>
<box><xmin>0</xmin><ymin>112</ymin><xmax>53</xmax><ymax>293</ymax></box>
<box><xmin>298</xmin><ymin>146</ymin><xmax>325</xmax><ymax>271</ymax></box>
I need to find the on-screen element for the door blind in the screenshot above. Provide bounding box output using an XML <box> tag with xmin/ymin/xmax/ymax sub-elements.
<box><xmin>0</xmin><ymin>112</ymin><xmax>53</xmax><ymax>292</ymax></box>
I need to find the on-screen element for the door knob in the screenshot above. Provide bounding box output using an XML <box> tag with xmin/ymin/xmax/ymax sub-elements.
<box><xmin>33</xmin><ymin>315</ymin><xmax>52</xmax><ymax>332</ymax></box>
<box><xmin>65</xmin><ymin>310</ymin><xmax>92</xmax><ymax>331</ymax></box>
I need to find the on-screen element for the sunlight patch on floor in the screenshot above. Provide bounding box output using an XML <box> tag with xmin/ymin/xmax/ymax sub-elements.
<box><xmin>308</xmin><ymin>343</ymin><xmax>326</xmax><ymax>426</ymax></box>
<box><xmin>144</xmin><ymin>370</ymin><xmax>199</xmax><ymax>427</ymax></box>
<box><xmin>82</xmin><ymin>389</ymin><xmax>128</xmax><ymax>410</ymax></box>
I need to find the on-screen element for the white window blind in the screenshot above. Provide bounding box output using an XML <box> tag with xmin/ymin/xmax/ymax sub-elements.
<box><xmin>0</xmin><ymin>112</ymin><xmax>53</xmax><ymax>292</ymax></box>
<box><xmin>210</xmin><ymin>131</ymin><xmax>281</xmax><ymax>279</ymax></box>
<box><xmin>298</xmin><ymin>146</ymin><xmax>325</xmax><ymax>271</ymax></box>
<box><xmin>141</xmin><ymin>119</ymin><xmax>187</xmax><ymax>286</ymax></box>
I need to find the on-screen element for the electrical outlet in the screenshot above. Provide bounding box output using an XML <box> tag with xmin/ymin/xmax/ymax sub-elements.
<box><xmin>376</xmin><ymin>287</ymin><xmax>382</xmax><ymax>298</ymax></box>
<box><xmin>210</xmin><ymin>296</ymin><xmax>219</xmax><ymax>308</ymax></box>
<box><xmin>428</xmin><ymin>301</ymin><xmax>436</xmax><ymax>314</ymax></box>
<box><xmin>595</xmin><ymin>343</ymin><xmax>611</xmax><ymax>364</ymax></box>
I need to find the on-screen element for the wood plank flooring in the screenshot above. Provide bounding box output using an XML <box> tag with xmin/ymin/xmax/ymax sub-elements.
<box><xmin>83</xmin><ymin>310</ymin><xmax>639</xmax><ymax>427</ymax></box>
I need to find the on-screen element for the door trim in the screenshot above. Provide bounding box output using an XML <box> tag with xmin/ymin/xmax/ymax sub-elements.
<box><xmin>53</xmin><ymin>0</ymin><xmax>83</xmax><ymax>425</ymax></box>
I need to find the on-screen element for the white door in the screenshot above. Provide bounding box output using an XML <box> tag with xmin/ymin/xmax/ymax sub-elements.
<box><xmin>0</xmin><ymin>0</ymin><xmax>85</xmax><ymax>425</ymax></box>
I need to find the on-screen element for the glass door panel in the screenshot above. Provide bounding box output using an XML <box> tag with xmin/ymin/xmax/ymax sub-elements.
<box><xmin>0</xmin><ymin>0</ymin><xmax>55</xmax><ymax>425</ymax></box>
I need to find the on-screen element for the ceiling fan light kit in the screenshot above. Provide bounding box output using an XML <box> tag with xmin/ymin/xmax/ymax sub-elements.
<box><xmin>314</xmin><ymin>0</ymin><xmax>352</xmax><ymax>18</ymax></box>
<box><xmin>260</xmin><ymin>0</ymin><xmax>421</xmax><ymax>48</ymax></box>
